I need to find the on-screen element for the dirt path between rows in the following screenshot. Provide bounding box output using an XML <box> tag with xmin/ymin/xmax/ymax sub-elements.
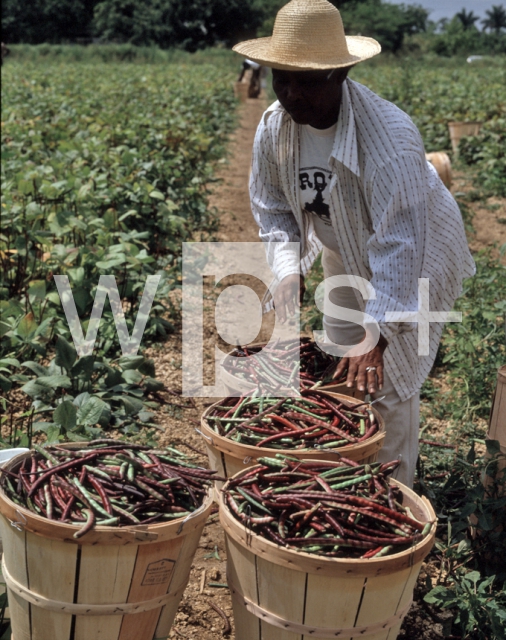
<box><xmin>145</xmin><ymin>97</ymin><xmax>505</xmax><ymax>640</ymax></box>
<box><xmin>145</xmin><ymin>96</ymin><xmax>270</xmax><ymax>640</ymax></box>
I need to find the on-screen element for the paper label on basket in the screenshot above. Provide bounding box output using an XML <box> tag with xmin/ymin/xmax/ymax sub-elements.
<box><xmin>141</xmin><ymin>558</ymin><xmax>177</xmax><ymax>586</ymax></box>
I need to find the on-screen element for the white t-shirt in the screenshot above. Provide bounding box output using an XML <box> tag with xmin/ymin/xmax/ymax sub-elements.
<box><xmin>299</xmin><ymin>123</ymin><xmax>342</xmax><ymax>258</ymax></box>
<box><xmin>245</xmin><ymin>59</ymin><xmax>261</xmax><ymax>70</ymax></box>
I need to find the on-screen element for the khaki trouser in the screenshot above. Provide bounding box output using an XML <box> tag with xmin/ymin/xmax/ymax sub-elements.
<box><xmin>321</xmin><ymin>248</ymin><xmax>420</xmax><ymax>487</ymax></box>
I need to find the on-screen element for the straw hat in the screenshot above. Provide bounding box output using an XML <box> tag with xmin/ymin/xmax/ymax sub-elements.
<box><xmin>233</xmin><ymin>0</ymin><xmax>381</xmax><ymax>71</ymax></box>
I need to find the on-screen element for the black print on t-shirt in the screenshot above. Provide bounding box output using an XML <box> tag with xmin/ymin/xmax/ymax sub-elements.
<box><xmin>299</xmin><ymin>167</ymin><xmax>332</xmax><ymax>224</ymax></box>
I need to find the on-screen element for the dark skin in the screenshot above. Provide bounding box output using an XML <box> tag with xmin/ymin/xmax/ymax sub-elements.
<box><xmin>271</xmin><ymin>66</ymin><xmax>387</xmax><ymax>393</ymax></box>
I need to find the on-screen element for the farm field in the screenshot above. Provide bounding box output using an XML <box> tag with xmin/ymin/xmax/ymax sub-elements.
<box><xmin>1</xmin><ymin>49</ymin><xmax>506</xmax><ymax>639</ymax></box>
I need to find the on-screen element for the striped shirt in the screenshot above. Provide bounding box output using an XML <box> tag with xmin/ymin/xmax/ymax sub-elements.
<box><xmin>249</xmin><ymin>78</ymin><xmax>475</xmax><ymax>401</ymax></box>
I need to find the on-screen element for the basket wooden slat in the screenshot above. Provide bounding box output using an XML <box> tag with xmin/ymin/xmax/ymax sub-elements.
<box><xmin>1</xmin><ymin>521</ymin><xmax>31</xmax><ymax>640</ymax></box>
<box><xmin>74</xmin><ymin>545</ymin><xmax>137</xmax><ymax>640</ymax></box>
<box><xmin>29</xmin><ymin>534</ymin><xmax>77</xmax><ymax>640</ymax></box>
<box><xmin>153</xmin><ymin>523</ymin><xmax>205</xmax><ymax>637</ymax></box>
<box><xmin>226</xmin><ymin>536</ymin><xmax>262</xmax><ymax>640</ymax></box>
<box><xmin>489</xmin><ymin>364</ymin><xmax>506</xmax><ymax>446</ymax></box>
<box><xmin>484</xmin><ymin>364</ymin><xmax>506</xmax><ymax>498</ymax></box>
<box><xmin>256</xmin><ymin>555</ymin><xmax>307</xmax><ymax>640</ymax></box>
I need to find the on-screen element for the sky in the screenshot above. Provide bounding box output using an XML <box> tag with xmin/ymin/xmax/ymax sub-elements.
<box><xmin>387</xmin><ymin>0</ymin><xmax>503</xmax><ymax>23</ymax></box>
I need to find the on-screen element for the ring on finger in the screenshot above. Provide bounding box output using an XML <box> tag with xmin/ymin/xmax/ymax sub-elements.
<box><xmin>365</xmin><ymin>366</ymin><xmax>377</xmax><ymax>373</ymax></box>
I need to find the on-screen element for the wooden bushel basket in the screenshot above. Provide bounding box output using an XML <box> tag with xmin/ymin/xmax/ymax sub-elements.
<box><xmin>199</xmin><ymin>392</ymin><xmax>385</xmax><ymax>489</ymax></box>
<box><xmin>219</xmin><ymin>468</ymin><xmax>436</xmax><ymax>640</ymax></box>
<box><xmin>425</xmin><ymin>152</ymin><xmax>452</xmax><ymax>189</ymax></box>
<box><xmin>448</xmin><ymin>121</ymin><xmax>481</xmax><ymax>157</ymax></box>
<box><xmin>484</xmin><ymin>364</ymin><xmax>506</xmax><ymax>496</ymax></box>
<box><xmin>233</xmin><ymin>81</ymin><xmax>249</xmax><ymax>102</ymax></box>
<box><xmin>220</xmin><ymin>343</ymin><xmax>365</xmax><ymax>400</ymax></box>
<box><xmin>0</xmin><ymin>449</ymin><xmax>213</xmax><ymax>640</ymax></box>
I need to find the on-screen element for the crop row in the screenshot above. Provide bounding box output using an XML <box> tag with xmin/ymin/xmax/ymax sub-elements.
<box><xmin>1</xmin><ymin>60</ymin><xmax>237</xmax><ymax>360</ymax></box>
<box><xmin>351</xmin><ymin>58</ymin><xmax>506</xmax><ymax>196</ymax></box>
<box><xmin>1</xmin><ymin>58</ymin><xmax>237</xmax><ymax>446</ymax></box>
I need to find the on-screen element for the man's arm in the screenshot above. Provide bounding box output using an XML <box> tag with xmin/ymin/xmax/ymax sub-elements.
<box><xmin>335</xmin><ymin>151</ymin><xmax>428</xmax><ymax>393</ymax></box>
<box><xmin>249</xmin><ymin>115</ymin><xmax>304</xmax><ymax>320</ymax></box>
<box><xmin>364</xmin><ymin>151</ymin><xmax>428</xmax><ymax>342</ymax></box>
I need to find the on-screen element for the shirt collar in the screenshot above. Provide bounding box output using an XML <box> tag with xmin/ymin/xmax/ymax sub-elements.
<box><xmin>330</xmin><ymin>79</ymin><xmax>360</xmax><ymax>177</ymax></box>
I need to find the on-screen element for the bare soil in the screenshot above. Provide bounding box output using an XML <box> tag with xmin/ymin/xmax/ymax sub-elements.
<box><xmin>145</xmin><ymin>98</ymin><xmax>503</xmax><ymax>639</ymax></box>
<box><xmin>452</xmin><ymin>171</ymin><xmax>506</xmax><ymax>261</ymax></box>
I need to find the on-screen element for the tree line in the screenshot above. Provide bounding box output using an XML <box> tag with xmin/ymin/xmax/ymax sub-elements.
<box><xmin>2</xmin><ymin>0</ymin><xmax>505</xmax><ymax>55</ymax></box>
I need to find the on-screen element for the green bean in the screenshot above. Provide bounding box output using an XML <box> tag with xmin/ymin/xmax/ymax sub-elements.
<box><xmin>236</xmin><ymin>488</ymin><xmax>273</xmax><ymax>515</ymax></box>
<box><xmin>73</xmin><ymin>478</ymin><xmax>111</xmax><ymax>519</ymax></box>
<box><xmin>33</xmin><ymin>443</ymin><xmax>59</xmax><ymax>466</ymax></box>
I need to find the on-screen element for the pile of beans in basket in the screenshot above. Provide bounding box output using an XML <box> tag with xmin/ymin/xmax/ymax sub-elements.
<box><xmin>223</xmin><ymin>457</ymin><xmax>432</xmax><ymax>559</ymax></box>
<box><xmin>223</xmin><ymin>337</ymin><xmax>346</xmax><ymax>391</ymax></box>
<box><xmin>1</xmin><ymin>440</ymin><xmax>220</xmax><ymax>538</ymax></box>
<box><xmin>205</xmin><ymin>391</ymin><xmax>378</xmax><ymax>449</ymax></box>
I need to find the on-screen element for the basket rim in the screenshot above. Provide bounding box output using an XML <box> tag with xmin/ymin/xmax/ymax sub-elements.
<box><xmin>0</xmin><ymin>447</ymin><xmax>214</xmax><ymax>545</ymax></box>
<box><xmin>220</xmin><ymin>340</ymin><xmax>352</xmax><ymax>393</ymax></box>
<box><xmin>201</xmin><ymin>390</ymin><xmax>385</xmax><ymax>460</ymax></box>
<box><xmin>219</xmin><ymin>467</ymin><xmax>436</xmax><ymax>577</ymax></box>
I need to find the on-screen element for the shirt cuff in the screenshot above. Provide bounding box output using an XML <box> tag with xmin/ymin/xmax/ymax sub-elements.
<box><xmin>378</xmin><ymin>321</ymin><xmax>416</xmax><ymax>343</ymax></box>
<box><xmin>271</xmin><ymin>248</ymin><xmax>301</xmax><ymax>282</ymax></box>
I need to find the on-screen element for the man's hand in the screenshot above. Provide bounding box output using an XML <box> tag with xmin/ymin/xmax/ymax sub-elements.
<box><xmin>334</xmin><ymin>334</ymin><xmax>388</xmax><ymax>394</ymax></box>
<box><xmin>273</xmin><ymin>274</ymin><xmax>305</xmax><ymax>323</ymax></box>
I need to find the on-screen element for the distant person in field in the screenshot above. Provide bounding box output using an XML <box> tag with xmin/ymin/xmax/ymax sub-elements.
<box><xmin>237</xmin><ymin>58</ymin><xmax>262</xmax><ymax>98</ymax></box>
<box><xmin>234</xmin><ymin>0</ymin><xmax>475</xmax><ymax>486</ymax></box>
<box><xmin>1</xmin><ymin>42</ymin><xmax>10</xmax><ymax>65</ymax></box>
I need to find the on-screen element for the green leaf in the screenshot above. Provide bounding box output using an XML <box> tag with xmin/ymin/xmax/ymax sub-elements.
<box><xmin>121</xmin><ymin>396</ymin><xmax>144</xmax><ymax>415</ymax></box>
<box><xmin>66</xmin><ymin>432</ymin><xmax>89</xmax><ymax>442</ymax></box>
<box><xmin>97</xmin><ymin>404</ymin><xmax>111</xmax><ymax>427</ymax></box>
<box><xmin>32</xmin><ymin>422</ymin><xmax>56</xmax><ymax>433</ymax></box>
<box><xmin>464</xmin><ymin>571</ymin><xmax>481</xmax><ymax>585</ymax></box>
<box><xmin>21</xmin><ymin>379</ymin><xmax>54</xmax><ymax>397</ymax></box>
<box><xmin>0</xmin><ymin>320</ymin><xmax>11</xmax><ymax>338</ymax></box>
<box><xmin>45</xmin><ymin>291</ymin><xmax>61</xmax><ymax>305</ymax></box>
<box><xmin>28</xmin><ymin>280</ymin><xmax>46</xmax><ymax>301</ymax></box>
<box><xmin>477</xmin><ymin>511</ymin><xmax>495</xmax><ymax>531</ymax></box>
<box><xmin>486</xmin><ymin>439</ymin><xmax>501</xmax><ymax>456</ymax></box>
<box><xmin>119</xmin><ymin>355</ymin><xmax>145</xmax><ymax>370</ymax></box>
<box><xmin>73</xmin><ymin>392</ymin><xmax>91</xmax><ymax>407</ymax></box>
<box><xmin>53</xmin><ymin>400</ymin><xmax>77</xmax><ymax>430</ymax></box>
<box><xmin>67</xmin><ymin>267</ymin><xmax>85</xmax><ymax>284</ymax></box>
<box><xmin>104</xmin><ymin>369</ymin><xmax>123</xmax><ymax>388</ymax></box>
<box><xmin>77</xmin><ymin>396</ymin><xmax>108</xmax><ymax>426</ymax></box>
<box><xmin>0</xmin><ymin>358</ymin><xmax>20</xmax><ymax>367</ymax></box>
<box><xmin>122</xmin><ymin>369</ymin><xmax>143</xmax><ymax>384</ymax></box>
<box><xmin>22</xmin><ymin>361</ymin><xmax>48</xmax><ymax>376</ymax></box>
<box><xmin>37</xmin><ymin>375</ymin><xmax>72</xmax><ymax>389</ymax></box>
<box><xmin>17</xmin><ymin>313</ymin><xmax>37</xmax><ymax>338</ymax></box>
<box><xmin>46</xmin><ymin>424</ymin><xmax>61</xmax><ymax>444</ymax></box>
<box><xmin>149</xmin><ymin>190</ymin><xmax>165</xmax><ymax>200</ymax></box>
<box><xmin>424</xmin><ymin>585</ymin><xmax>450</xmax><ymax>605</ymax></box>
<box><xmin>96</xmin><ymin>256</ymin><xmax>126</xmax><ymax>269</ymax></box>
<box><xmin>0</xmin><ymin>374</ymin><xmax>12</xmax><ymax>392</ymax></box>
<box><xmin>144</xmin><ymin>377</ymin><xmax>164</xmax><ymax>392</ymax></box>
<box><xmin>138</xmin><ymin>358</ymin><xmax>156</xmax><ymax>377</ymax></box>
<box><xmin>71</xmin><ymin>356</ymin><xmax>95</xmax><ymax>381</ymax></box>
<box><xmin>35</xmin><ymin>316</ymin><xmax>54</xmax><ymax>338</ymax></box>
<box><xmin>55</xmin><ymin>336</ymin><xmax>77</xmax><ymax>371</ymax></box>
<box><xmin>138</xmin><ymin>411</ymin><xmax>155</xmax><ymax>423</ymax></box>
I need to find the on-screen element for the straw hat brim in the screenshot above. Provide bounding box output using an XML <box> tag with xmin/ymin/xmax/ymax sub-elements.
<box><xmin>233</xmin><ymin>35</ymin><xmax>381</xmax><ymax>71</ymax></box>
